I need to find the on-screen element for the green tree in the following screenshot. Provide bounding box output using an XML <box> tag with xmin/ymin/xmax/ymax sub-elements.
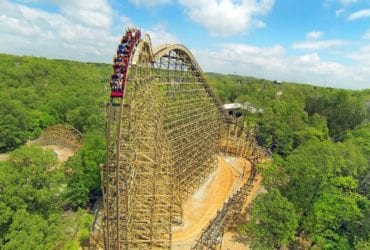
<box><xmin>0</xmin><ymin>145</ymin><xmax>64</xmax><ymax>244</ymax></box>
<box><xmin>257</xmin><ymin>99</ymin><xmax>309</xmax><ymax>155</ymax></box>
<box><xmin>281</xmin><ymin>140</ymin><xmax>367</xmax><ymax>215</ymax></box>
<box><xmin>304</xmin><ymin>177</ymin><xmax>368</xmax><ymax>249</ymax></box>
<box><xmin>242</xmin><ymin>189</ymin><xmax>298</xmax><ymax>249</ymax></box>
<box><xmin>344</xmin><ymin>124</ymin><xmax>370</xmax><ymax>198</ymax></box>
<box><xmin>2</xmin><ymin>209</ymin><xmax>64</xmax><ymax>250</ymax></box>
<box><xmin>0</xmin><ymin>202</ymin><xmax>13</xmax><ymax>237</ymax></box>
<box><xmin>305</xmin><ymin>91</ymin><xmax>368</xmax><ymax>139</ymax></box>
<box><xmin>64</xmin><ymin>129</ymin><xmax>105</xmax><ymax>208</ymax></box>
<box><xmin>0</xmin><ymin>100</ymin><xmax>29</xmax><ymax>151</ymax></box>
<box><xmin>4</xmin><ymin>146</ymin><xmax>63</xmax><ymax>215</ymax></box>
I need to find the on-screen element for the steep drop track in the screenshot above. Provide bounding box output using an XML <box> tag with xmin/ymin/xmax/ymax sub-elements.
<box><xmin>100</xmin><ymin>28</ymin><xmax>264</xmax><ymax>250</ymax></box>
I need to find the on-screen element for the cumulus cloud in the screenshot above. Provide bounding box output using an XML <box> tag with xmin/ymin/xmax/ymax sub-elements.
<box><xmin>335</xmin><ymin>8</ymin><xmax>345</xmax><ymax>16</ymax></box>
<box><xmin>129</xmin><ymin>0</ymin><xmax>171</xmax><ymax>7</ymax></box>
<box><xmin>144</xmin><ymin>24</ymin><xmax>180</xmax><ymax>47</ymax></box>
<box><xmin>293</xmin><ymin>32</ymin><xmax>348</xmax><ymax>50</ymax></box>
<box><xmin>325</xmin><ymin>0</ymin><xmax>357</xmax><ymax>7</ymax></box>
<box><xmin>0</xmin><ymin>0</ymin><xmax>121</xmax><ymax>62</ymax></box>
<box><xmin>348</xmin><ymin>45</ymin><xmax>370</xmax><ymax>65</ymax></box>
<box><xmin>363</xmin><ymin>30</ymin><xmax>370</xmax><ymax>39</ymax></box>
<box><xmin>53</xmin><ymin>0</ymin><xmax>113</xmax><ymax>28</ymax></box>
<box><xmin>338</xmin><ymin>0</ymin><xmax>357</xmax><ymax>5</ymax></box>
<box><xmin>348</xmin><ymin>9</ymin><xmax>370</xmax><ymax>20</ymax></box>
<box><xmin>178</xmin><ymin>0</ymin><xmax>275</xmax><ymax>36</ymax></box>
<box><xmin>194</xmin><ymin>43</ymin><xmax>369</xmax><ymax>89</ymax></box>
<box><xmin>293</xmin><ymin>40</ymin><xmax>349</xmax><ymax>49</ymax></box>
<box><xmin>0</xmin><ymin>0</ymin><xmax>181</xmax><ymax>62</ymax></box>
<box><xmin>306</xmin><ymin>31</ymin><xmax>324</xmax><ymax>40</ymax></box>
<box><xmin>325</xmin><ymin>0</ymin><xmax>358</xmax><ymax>17</ymax></box>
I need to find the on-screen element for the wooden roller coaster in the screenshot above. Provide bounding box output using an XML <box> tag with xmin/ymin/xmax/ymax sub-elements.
<box><xmin>36</xmin><ymin>124</ymin><xmax>83</xmax><ymax>150</ymax></box>
<box><xmin>98</xmin><ymin>28</ymin><xmax>264</xmax><ymax>249</ymax></box>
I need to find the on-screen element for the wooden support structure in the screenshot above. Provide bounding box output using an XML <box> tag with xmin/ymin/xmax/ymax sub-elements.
<box><xmin>97</xmin><ymin>33</ymin><xmax>265</xmax><ymax>249</ymax></box>
<box><xmin>36</xmin><ymin>124</ymin><xmax>83</xmax><ymax>150</ymax></box>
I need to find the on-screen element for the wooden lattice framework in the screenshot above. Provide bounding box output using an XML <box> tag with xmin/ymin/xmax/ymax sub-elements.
<box><xmin>101</xmin><ymin>34</ymin><xmax>263</xmax><ymax>249</ymax></box>
<box><xmin>36</xmin><ymin>124</ymin><xmax>83</xmax><ymax>150</ymax></box>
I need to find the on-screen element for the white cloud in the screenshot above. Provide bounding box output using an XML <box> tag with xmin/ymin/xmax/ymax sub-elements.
<box><xmin>325</xmin><ymin>0</ymin><xmax>358</xmax><ymax>17</ymax></box>
<box><xmin>0</xmin><ymin>0</ymin><xmax>118</xmax><ymax>62</ymax></box>
<box><xmin>144</xmin><ymin>24</ymin><xmax>180</xmax><ymax>47</ymax></box>
<box><xmin>348</xmin><ymin>45</ymin><xmax>370</xmax><ymax>66</ymax></box>
<box><xmin>0</xmin><ymin>1</ymin><xmax>367</xmax><ymax>90</ymax></box>
<box><xmin>338</xmin><ymin>0</ymin><xmax>357</xmax><ymax>5</ymax></box>
<box><xmin>306</xmin><ymin>31</ymin><xmax>324</xmax><ymax>40</ymax></box>
<box><xmin>294</xmin><ymin>32</ymin><xmax>349</xmax><ymax>50</ymax></box>
<box><xmin>363</xmin><ymin>30</ymin><xmax>370</xmax><ymax>39</ymax></box>
<box><xmin>0</xmin><ymin>0</ymin><xmax>180</xmax><ymax>62</ymax></box>
<box><xmin>293</xmin><ymin>40</ymin><xmax>349</xmax><ymax>49</ymax></box>
<box><xmin>129</xmin><ymin>0</ymin><xmax>171</xmax><ymax>7</ymax></box>
<box><xmin>335</xmin><ymin>8</ymin><xmax>345</xmax><ymax>16</ymax></box>
<box><xmin>325</xmin><ymin>0</ymin><xmax>357</xmax><ymax>6</ymax></box>
<box><xmin>194</xmin><ymin>43</ymin><xmax>369</xmax><ymax>89</ymax></box>
<box><xmin>53</xmin><ymin>0</ymin><xmax>113</xmax><ymax>28</ymax></box>
<box><xmin>120</xmin><ymin>16</ymin><xmax>132</xmax><ymax>26</ymax></box>
<box><xmin>178</xmin><ymin>0</ymin><xmax>275</xmax><ymax>36</ymax></box>
<box><xmin>348</xmin><ymin>9</ymin><xmax>370</xmax><ymax>20</ymax></box>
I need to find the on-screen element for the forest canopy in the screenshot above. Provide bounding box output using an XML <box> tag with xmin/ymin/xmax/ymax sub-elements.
<box><xmin>207</xmin><ymin>73</ymin><xmax>370</xmax><ymax>249</ymax></box>
<box><xmin>0</xmin><ymin>54</ymin><xmax>369</xmax><ymax>249</ymax></box>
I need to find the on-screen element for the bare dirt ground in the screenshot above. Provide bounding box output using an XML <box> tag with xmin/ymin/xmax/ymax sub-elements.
<box><xmin>0</xmin><ymin>153</ymin><xmax>9</xmax><ymax>161</ymax></box>
<box><xmin>172</xmin><ymin>155</ymin><xmax>252</xmax><ymax>250</ymax></box>
<box><xmin>0</xmin><ymin>144</ymin><xmax>75</xmax><ymax>163</ymax></box>
<box><xmin>43</xmin><ymin>145</ymin><xmax>75</xmax><ymax>162</ymax></box>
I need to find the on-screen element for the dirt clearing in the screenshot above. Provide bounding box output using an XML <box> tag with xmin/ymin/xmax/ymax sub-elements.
<box><xmin>43</xmin><ymin>145</ymin><xmax>75</xmax><ymax>162</ymax></box>
<box><xmin>0</xmin><ymin>144</ymin><xmax>75</xmax><ymax>163</ymax></box>
<box><xmin>172</xmin><ymin>155</ymin><xmax>251</xmax><ymax>249</ymax></box>
<box><xmin>0</xmin><ymin>153</ymin><xmax>9</xmax><ymax>162</ymax></box>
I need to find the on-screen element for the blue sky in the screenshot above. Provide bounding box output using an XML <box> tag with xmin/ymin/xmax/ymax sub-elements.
<box><xmin>1</xmin><ymin>0</ymin><xmax>370</xmax><ymax>89</ymax></box>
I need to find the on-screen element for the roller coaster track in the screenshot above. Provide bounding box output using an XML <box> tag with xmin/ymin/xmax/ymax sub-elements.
<box><xmin>99</xmin><ymin>28</ymin><xmax>264</xmax><ymax>249</ymax></box>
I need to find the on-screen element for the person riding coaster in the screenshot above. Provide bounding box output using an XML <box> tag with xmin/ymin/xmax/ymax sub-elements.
<box><xmin>110</xmin><ymin>76</ymin><xmax>125</xmax><ymax>91</ymax></box>
<box><xmin>117</xmin><ymin>47</ymin><xmax>131</xmax><ymax>57</ymax></box>
<box><xmin>111</xmin><ymin>27</ymin><xmax>141</xmax><ymax>97</ymax></box>
<box><xmin>121</xmin><ymin>36</ymin><xmax>129</xmax><ymax>43</ymax></box>
<box><xmin>113</xmin><ymin>55</ymin><xmax>128</xmax><ymax>65</ymax></box>
<box><xmin>112</xmin><ymin>73</ymin><xmax>124</xmax><ymax>80</ymax></box>
<box><xmin>125</xmin><ymin>30</ymin><xmax>132</xmax><ymax>38</ymax></box>
<box><xmin>113</xmin><ymin>65</ymin><xmax>120</xmax><ymax>73</ymax></box>
<box><xmin>119</xmin><ymin>42</ymin><xmax>128</xmax><ymax>49</ymax></box>
<box><xmin>135</xmin><ymin>30</ymin><xmax>141</xmax><ymax>39</ymax></box>
<box><xmin>113</xmin><ymin>65</ymin><xmax>127</xmax><ymax>74</ymax></box>
<box><xmin>114</xmin><ymin>56</ymin><xmax>122</xmax><ymax>63</ymax></box>
<box><xmin>118</xmin><ymin>42</ymin><xmax>129</xmax><ymax>53</ymax></box>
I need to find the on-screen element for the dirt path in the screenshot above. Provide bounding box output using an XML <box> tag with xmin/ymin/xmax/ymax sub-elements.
<box><xmin>43</xmin><ymin>145</ymin><xmax>75</xmax><ymax>162</ymax></box>
<box><xmin>172</xmin><ymin>155</ymin><xmax>250</xmax><ymax>249</ymax></box>
<box><xmin>0</xmin><ymin>145</ymin><xmax>75</xmax><ymax>163</ymax></box>
<box><xmin>0</xmin><ymin>153</ymin><xmax>9</xmax><ymax>162</ymax></box>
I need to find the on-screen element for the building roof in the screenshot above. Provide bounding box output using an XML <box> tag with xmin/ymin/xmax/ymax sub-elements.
<box><xmin>223</xmin><ymin>103</ymin><xmax>242</xmax><ymax>110</ymax></box>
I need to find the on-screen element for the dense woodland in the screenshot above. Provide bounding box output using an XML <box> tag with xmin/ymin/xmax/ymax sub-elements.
<box><xmin>0</xmin><ymin>54</ymin><xmax>108</xmax><ymax>249</ymax></box>
<box><xmin>0</xmin><ymin>54</ymin><xmax>369</xmax><ymax>249</ymax></box>
<box><xmin>208</xmin><ymin>73</ymin><xmax>370</xmax><ymax>249</ymax></box>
